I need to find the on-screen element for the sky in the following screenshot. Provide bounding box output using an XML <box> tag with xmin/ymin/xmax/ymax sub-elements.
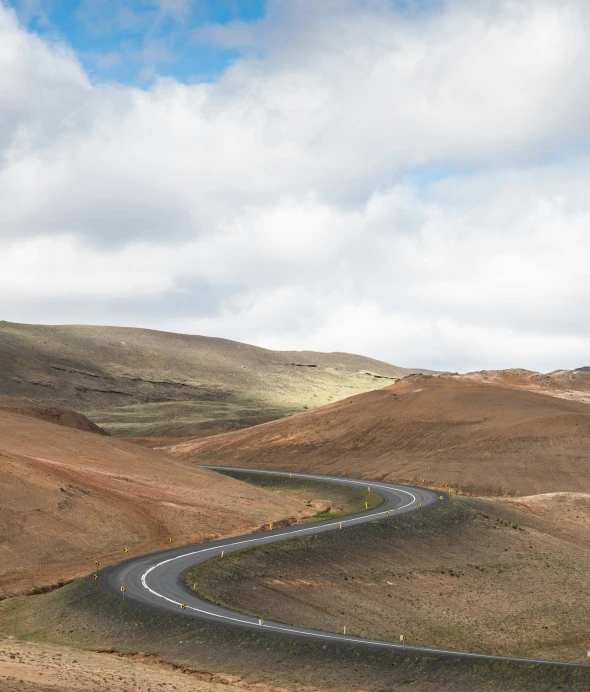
<box><xmin>1</xmin><ymin>0</ymin><xmax>589</xmax><ymax>372</ymax></box>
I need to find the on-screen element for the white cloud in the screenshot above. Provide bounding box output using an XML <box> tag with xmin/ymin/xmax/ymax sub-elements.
<box><xmin>1</xmin><ymin>0</ymin><xmax>590</xmax><ymax>371</ymax></box>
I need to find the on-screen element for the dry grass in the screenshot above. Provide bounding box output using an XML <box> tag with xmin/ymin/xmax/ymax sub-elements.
<box><xmin>0</xmin><ymin>321</ymin><xmax>428</xmax><ymax>437</ymax></box>
<box><xmin>0</xmin><ymin>636</ymin><xmax>290</xmax><ymax>692</ymax></box>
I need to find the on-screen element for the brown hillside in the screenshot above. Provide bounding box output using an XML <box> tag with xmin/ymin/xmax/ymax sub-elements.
<box><xmin>168</xmin><ymin>375</ymin><xmax>590</xmax><ymax>496</ymax></box>
<box><xmin>0</xmin><ymin>411</ymin><xmax>341</xmax><ymax>598</ymax></box>
<box><xmin>462</xmin><ymin>368</ymin><xmax>590</xmax><ymax>405</ymax></box>
<box><xmin>0</xmin><ymin>396</ymin><xmax>107</xmax><ymax>435</ymax></box>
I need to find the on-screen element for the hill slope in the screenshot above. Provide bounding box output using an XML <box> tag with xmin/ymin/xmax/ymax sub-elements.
<box><xmin>462</xmin><ymin>367</ymin><xmax>590</xmax><ymax>405</ymax></box>
<box><xmin>0</xmin><ymin>321</ymin><xmax>429</xmax><ymax>437</ymax></box>
<box><xmin>168</xmin><ymin>375</ymin><xmax>590</xmax><ymax>496</ymax></box>
<box><xmin>0</xmin><ymin>409</ymin><xmax>348</xmax><ymax>598</ymax></box>
<box><xmin>0</xmin><ymin>396</ymin><xmax>108</xmax><ymax>435</ymax></box>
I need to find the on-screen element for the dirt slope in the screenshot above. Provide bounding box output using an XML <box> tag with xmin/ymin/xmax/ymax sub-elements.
<box><xmin>462</xmin><ymin>367</ymin><xmax>590</xmax><ymax>405</ymax></box>
<box><xmin>0</xmin><ymin>411</ymin><xmax>342</xmax><ymax>598</ymax></box>
<box><xmin>169</xmin><ymin>375</ymin><xmax>590</xmax><ymax>496</ymax></box>
<box><xmin>0</xmin><ymin>321</ymin><xmax>430</xmax><ymax>437</ymax></box>
<box><xmin>0</xmin><ymin>396</ymin><xmax>107</xmax><ymax>435</ymax></box>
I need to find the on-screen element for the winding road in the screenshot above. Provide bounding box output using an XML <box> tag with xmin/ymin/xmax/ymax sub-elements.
<box><xmin>101</xmin><ymin>467</ymin><xmax>589</xmax><ymax>669</ymax></box>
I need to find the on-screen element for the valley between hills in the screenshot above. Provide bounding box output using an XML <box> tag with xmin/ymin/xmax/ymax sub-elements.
<box><xmin>1</xmin><ymin>322</ymin><xmax>589</xmax><ymax>691</ymax></box>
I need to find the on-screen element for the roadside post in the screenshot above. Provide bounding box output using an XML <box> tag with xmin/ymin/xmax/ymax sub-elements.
<box><xmin>400</xmin><ymin>635</ymin><xmax>406</xmax><ymax>647</ymax></box>
<box><xmin>121</xmin><ymin>585</ymin><xmax>126</xmax><ymax>600</ymax></box>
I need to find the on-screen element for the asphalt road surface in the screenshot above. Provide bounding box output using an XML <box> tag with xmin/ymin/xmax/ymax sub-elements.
<box><xmin>101</xmin><ymin>467</ymin><xmax>589</xmax><ymax>669</ymax></box>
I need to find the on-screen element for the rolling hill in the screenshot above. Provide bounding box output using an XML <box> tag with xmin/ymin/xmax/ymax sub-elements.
<box><xmin>0</xmin><ymin>321</ymin><xmax>430</xmax><ymax>438</ymax></box>
<box><xmin>168</xmin><ymin>374</ymin><xmax>590</xmax><ymax>496</ymax></box>
<box><xmin>0</xmin><ymin>401</ymin><xmax>348</xmax><ymax>598</ymax></box>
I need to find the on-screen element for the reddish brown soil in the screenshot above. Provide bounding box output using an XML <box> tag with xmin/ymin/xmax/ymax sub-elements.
<box><xmin>168</xmin><ymin>375</ymin><xmax>590</xmax><ymax>496</ymax></box>
<box><xmin>0</xmin><ymin>396</ymin><xmax>107</xmax><ymax>435</ymax></box>
<box><xmin>0</xmin><ymin>411</ymin><xmax>327</xmax><ymax>598</ymax></box>
<box><xmin>462</xmin><ymin>367</ymin><xmax>590</xmax><ymax>405</ymax></box>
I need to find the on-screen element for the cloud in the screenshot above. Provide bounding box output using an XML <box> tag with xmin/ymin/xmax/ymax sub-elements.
<box><xmin>1</xmin><ymin>0</ymin><xmax>590</xmax><ymax>371</ymax></box>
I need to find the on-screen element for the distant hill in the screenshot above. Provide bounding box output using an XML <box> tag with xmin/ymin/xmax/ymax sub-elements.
<box><xmin>462</xmin><ymin>367</ymin><xmax>590</xmax><ymax>405</ymax></box>
<box><xmin>169</xmin><ymin>374</ymin><xmax>590</xmax><ymax>496</ymax></box>
<box><xmin>0</xmin><ymin>321</ymin><xmax>431</xmax><ymax>437</ymax></box>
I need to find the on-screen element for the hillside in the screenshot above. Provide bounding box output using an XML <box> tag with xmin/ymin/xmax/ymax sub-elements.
<box><xmin>0</xmin><ymin>409</ymin><xmax>353</xmax><ymax>598</ymax></box>
<box><xmin>0</xmin><ymin>321</ymin><xmax>429</xmax><ymax>438</ymax></box>
<box><xmin>168</xmin><ymin>374</ymin><xmax>590</xmax><ymax>496</ymax></box>
<box><xmin>0</xmin><ymin>396</ymin><xmax>108</xmax><ymax>435</ymax></box>
<box><xmin>187</xmin><ymin>493</ymin><xmax>590</xmax><ymax>663</ymax></box>
<box><xmin>462</xmin><ymin>367</ymin><xmax>590</xmax><ymax>405</ymax></box>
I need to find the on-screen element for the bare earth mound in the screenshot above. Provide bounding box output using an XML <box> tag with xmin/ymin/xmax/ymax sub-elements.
<box><xmin>0</xmin><ymin>321</ymin><xmax>430</xmax><ymax>438</ymax></box>
<box><xmin>169</xmin><ymin>375</ymin><xmax>590</xmax><ymax>496</ymax></box>
<box><xmin>0</xmin><ymin>411</ymin><xmax>346</xmax><ymax>598</ymax></box>
<box><xmin>0</xmin><ymin>396</ymin><xmax>107</xmax><ymax>435</ymax></box>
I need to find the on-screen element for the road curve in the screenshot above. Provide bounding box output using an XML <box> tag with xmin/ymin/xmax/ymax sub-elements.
<box><xmin>101</xmin><ymin>467</ymin><xmax>589</xmax><ymax>669</ymax></box>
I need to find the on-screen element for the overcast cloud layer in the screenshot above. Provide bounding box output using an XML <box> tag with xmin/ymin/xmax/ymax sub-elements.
<box><xmin>1</xmin><ymin>0</ymin><xmax>590</xmax><ymax>372</ymax></box>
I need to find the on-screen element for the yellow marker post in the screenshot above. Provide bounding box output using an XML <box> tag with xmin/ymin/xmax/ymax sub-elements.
<box><xmin>343</xmin><ymin>625</ymin><xmax>347</xmax><ymax>635</ymax></box>
<box><xmin>365</xmin><ymin>501</ymin><xmax>368</xmax><ymax>510</ymax></box>
<box><xmin>230</xmin><ymin>459</ymin><xmax>233</xmax><ymax>464</ymax></box>
<box><xmin>339</xmin><ymin>522</ymin><xmax>342</xmax><ymax>529</ymax></box>
<box><xmin>168</xmin><ymin>537</ymin><xmax>173</xmax><ymax>543</ymax></box>
<box><xmin>181</xmin><ymin>603</ymin><xmax>186</xmax><ymax>610</ymax></box>
<box><xmin>290</xmin><ymin>472</ymin><xmax>292</xmax><ymax>478</ymax></box>
<box><xmin>345</xmin><ymin>469</ymin><xmax>349</xmax><ymax>475</ymax></box>
<box><xmin>368</xmin><ymin>487</ymin><xmax>371</xmax><ymax>493</ymax></box>
<box><xmin>193</xmin><ymin>583</ymin><xmax>197</xmax><ymax>590</ymax></box>
<box><xmin>419</xmin><ymin>502</ymin><xmax>423</xmax><ymax>507</ymax></box>
<box><xmin>270</xmin><ymin>522</ymin><xmax>273</xmax><ymax>531</ymax></box>
<box><xmin>124</xmin><ymin>547</ymin><xmax>129</xmax><ymax>553</ymax></box>
<box><xmin>95</xmin><ymin>561</ymin><xmax>100</xmax><ymax>568</ymax></box>
<box><xmin>421</xmin><ymin>478</ymin><xmax>425</xmax><ymax>484</ymax></box>
<box><xmin>221</xmin><ymin>550</ymin><xmax>224</xmax><ymax>557</ymax></box>
<box><xmin>439</xmin><ymin>495</ymin><xmax>443</xmax><ymax>500</ymax></box>
<box><xmin>387</xmin><ymin>509</ymin><xmax>391</xmax><ymax>515</ymax></box>
<box><xmin>93</xmin><ymin>573</ymin><xmax>98</xmax><ymax>580</ymax></box>
<box><xmin>121</xmin><ymin>585</ymin><xmax>126</xmax><ymax>600</ymax></box>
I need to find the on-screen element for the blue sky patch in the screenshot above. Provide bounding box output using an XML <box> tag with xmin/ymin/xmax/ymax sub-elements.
<box><xmin>6</xmin><ymin>0</ymin><xmax>267</xmax><ymax>84</ymax></box>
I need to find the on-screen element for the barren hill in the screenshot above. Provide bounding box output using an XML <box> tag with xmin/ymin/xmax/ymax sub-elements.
<box><xmin>0</xmin><ymin>396</ymin><xmax>107</xmax><ymax>435</ymax></box>
<box><xmin>461</xmin><ymin>367</ymin><xmax>590</xmax><ymax>405</ymax></box>
<box><xmin>0</xmin><ymin>409</ymin><xmax>346</xmax><ymax>598</ymax></box>
<box><xmin>168</xmin><ymin>375</ymin><xmax>590</xmax><ymax>496</ymax></box>
<box><xmin>0</xmin><ymin>321</ymin><xmax>429</xmax><ymax>437</ymax></box>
